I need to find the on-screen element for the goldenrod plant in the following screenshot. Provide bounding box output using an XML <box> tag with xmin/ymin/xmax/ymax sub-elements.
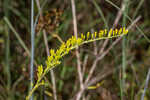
<box><xmin>26</xmin><ymin>27</ymin><xmax>128</xmax><ymax>100</ymax></box>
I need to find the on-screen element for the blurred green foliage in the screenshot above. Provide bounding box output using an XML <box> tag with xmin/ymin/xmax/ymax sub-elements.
<box><xmin>0</xmin><ymin>0</ymin><xmax>150</xmax><ymax>100</ymax></box>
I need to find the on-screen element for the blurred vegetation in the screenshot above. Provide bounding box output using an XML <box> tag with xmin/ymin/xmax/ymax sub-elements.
<box><xmin>0</xmin><ymin>0</ymin><xmax>150</xmax><ymax>100</ymax></box>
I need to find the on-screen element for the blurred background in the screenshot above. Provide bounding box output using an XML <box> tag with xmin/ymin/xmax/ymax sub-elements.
<box><xmin>0</xmin><ymin>0</ymin><xmax>150</xmax><ymax>100</ymax></box>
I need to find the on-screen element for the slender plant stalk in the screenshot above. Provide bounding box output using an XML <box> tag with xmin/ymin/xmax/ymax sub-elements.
<box><xmin>121</xmin><ymin>0</ymin><xmax>128</xmax><ymax>99</ymax></box>
<box><xmin>132</xmin><ymin>0</ymin><xmax>144</xmax><ymax>19</ymax></box>
<box><xmin>71</xmin><ymin>0</ymin><xmax>84</xmax><ymax>100</ymax></box>
<box><xmin>92</xmin><ymin>0</ymin><xmax>108</xmax><ymax>29</ymax></box>
<box><xmin>34</xmin><ymin>0</ymin><xmax>48</xmax><ymax>30</ymax></box>
<box><xmin>30</xmin><ymin>0</ymin><xmax>35</xmax><ymax>99</ymax></box>
<box><xmin>71</xmin><ymin>0</ymin><xmax>84</xmax><ymax>90</ymax></box>
<box><xmin>4</xmin><ymin>17</ymin><xmax>30</xmax><ymax>56</ymax></box>
<box><xmin>141</xmin><ymin>68</ymin><xmax>150</xmax><ymax>100</ymax></box>
<box><xmin>4</xmin><ymin>0</ymin><xmax>11</xmax><ymax>91</ymax></box>
<box><xmin>3</xmin><ymin>0</ymin><xmax>13</xmax><ymax>99</ymax></box>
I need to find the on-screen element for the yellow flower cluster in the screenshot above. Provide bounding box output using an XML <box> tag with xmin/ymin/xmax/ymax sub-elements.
<box><xmin>80</xmin><ymin>27</ymin><xmax>128</xmax><ymax>41</ymax></box>
<box><xmin>37</xmin><ymin>65</ymin><xmax>43</xmax><ymax>79</ymax></box>
<box><xmin>45</xmin><ymin>36</ymin><xmax>83</xmax><ymax>71</ymax></box>
<box><xmin>43</xmin><ymin>27</ymin><xmax>128</xmax><ymax>73</ymax></box>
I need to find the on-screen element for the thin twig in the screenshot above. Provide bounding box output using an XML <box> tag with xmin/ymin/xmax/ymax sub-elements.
<box><xmin>71</xmin><ymin>0</ymin><xmax>84</xmax><ymax>100</ymax></box>
<box><xmin>82</xmin><ymin>55</ymin><xmax>89</xmax><ymax>76</ymax></box>
<box><xmin>113</xmin><ymin>3</ymin><xmax>125</xmax><ymax>27</ymax></box>
<box><xmin>71</xmin><ymin>0</ymin><xmax>84</xmax><ymax>90</ymax></box>
<box><xmin>84</xmin><ymin>57</ymin><xmax>99</xmax><ymax>84</ymax></box>
<box><xmin>30</xmin><ymin>0</ymin><xmax>35</xmax><ymax>99</ymax></box>
<box><xmin>141</xmin><ymin>68</ymin><xmax>150</xmax><ymax>100</ymax></box>
<box><xmin>127</xmin><ymin>16</ymin><xmax>141</xmax><ymax>30</ymax></box>
<box><xmin>91</xmin><ymin>29</ymin><xmax>98</xmax><ymax>56</ymax></box>
<box><xmin>12</xmin><ymin>76</ymin><xmax>24</xmax><ymax>91</ymax></box>
<box><xmin>34</xmin><ymin>0</ymin><xmax>48</xmax><ymax>30</ymax></box>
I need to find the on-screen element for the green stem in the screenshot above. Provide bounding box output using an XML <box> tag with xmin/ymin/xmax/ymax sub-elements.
<box><xmin>3</xmin><ymin>0</ymin><xmax>13</xmax><ymax>99</ymax></box>
<box><xmin>121</xmin><ymin>0</ymin><xmax>128</xmax><ymax>99</ymax></box>
<box><xmin>92</xmin><ymin>0</ymin><xmax>108</xmax><ymax>29</ymax></box>
<box><xmin>26</xmin><ymin>82</ymin><xmax>44</xmax><ymax>100</ymax></box>
<box><xmin>4</xmin><ymin>17</ymin><xmax>30</xmax><ymax>55</ymax></box>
